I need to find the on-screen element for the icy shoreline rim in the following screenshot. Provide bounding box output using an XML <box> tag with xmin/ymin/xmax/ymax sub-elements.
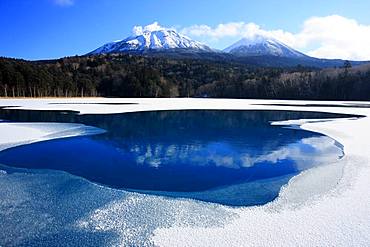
<box><xmin>1</xmin><ymin>98</ymin><xmax>369</xmax><ymax>246</ymax></box>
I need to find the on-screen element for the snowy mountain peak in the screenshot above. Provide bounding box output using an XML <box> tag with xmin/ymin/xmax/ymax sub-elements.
<box><xmin>89</xmin><ymin>22</ymin><xmax>212</xmax><ymax>55</ymax></box>
<box><xmin>223</xmin><ymin>34</ymin><xmax>307</xmax><ymax>58</ymax></box>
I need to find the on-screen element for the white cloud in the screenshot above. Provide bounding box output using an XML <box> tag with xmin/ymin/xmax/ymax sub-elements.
<box><xmin>53</xmin><ymin>0</ymin><xmax>74</xmax><ymax>7</ymax></box>
<box><xmin>132</xmin><ymin>22</ymin><xmax>167</xmax><ymax>36</ymax></box>
<box><xmin>181</xmin><ymin>15</ymin><xmax>370</xmax><ymax>60</ymax></box>
<box><xmin>182</xmin><ymin>22</ymin><xmax>268</xmax><ymax>40</ymax></box>
<box><xmin>240</xmin><ymin>136</ymin><xmax>340</xmax><ymax>170</ymax></box>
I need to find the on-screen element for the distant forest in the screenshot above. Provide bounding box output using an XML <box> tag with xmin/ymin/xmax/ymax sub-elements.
<box><xmin>0</xmin><ymin>54</ymin><xmax>370</xmax><ymax>100</ymax></box>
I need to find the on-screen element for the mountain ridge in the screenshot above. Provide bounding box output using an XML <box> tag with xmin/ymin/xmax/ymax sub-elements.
<box><xmin>87</xmin><ymin>22</ymin><xmax>368</xmax><ymax>68</ymax></box>
<box><xmin>223</xmin><ymin>35</ymin><xmax>307</xmax><ymax>58</ymax></box>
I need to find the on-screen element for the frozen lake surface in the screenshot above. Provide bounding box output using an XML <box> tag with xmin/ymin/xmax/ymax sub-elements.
<box><xmin>0</xmin><ymin>98</ymin><xmax>369</xmax><ymax>247</ymax></box>
<box><xmin>0</xmin><ymin>110</ymin><xmax>345</xmax><ymax>206</ymax></box>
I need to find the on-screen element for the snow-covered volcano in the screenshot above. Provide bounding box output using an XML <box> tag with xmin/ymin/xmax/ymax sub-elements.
<box><xmin>223</xmin><ymin>34</ymin><xmax>307</xmax><ymax>58</ymax></box>
<box><xmin>89</xmin><ymin>22</ymin><xmax>212</xmax><ymax>54</ymax></box>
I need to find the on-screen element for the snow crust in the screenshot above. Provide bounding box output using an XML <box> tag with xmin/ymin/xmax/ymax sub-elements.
<box><xmin>0</xmin><ymin>98</ymin><xmax>369</xmax><ymax>246</ymax></box>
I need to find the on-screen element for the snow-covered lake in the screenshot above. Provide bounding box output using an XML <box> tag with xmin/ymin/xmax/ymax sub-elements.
<box><xmin>0</xmin><ymin>98</ymin><xmax>369</xmax><ymax>246</ymax></box>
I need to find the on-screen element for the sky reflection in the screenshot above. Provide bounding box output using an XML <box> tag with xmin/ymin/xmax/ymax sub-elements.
<box><xmin>0</xmin><ymin>110</ymin><xmax>344</xmax><ymax>206</ymax></box>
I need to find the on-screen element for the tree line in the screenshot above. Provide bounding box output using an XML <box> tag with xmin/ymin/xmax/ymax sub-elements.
<box><xmin>0</xmin><ymin>54</ymin><xmax>369</xmax><ymax>100</ymax></box>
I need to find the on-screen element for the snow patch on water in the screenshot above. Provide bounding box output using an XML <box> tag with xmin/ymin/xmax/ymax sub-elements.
<box><xmin>0</xmin><ymin>165</ymin><xmax>236</xmax><ymax>246</ymax></box>
<box><xmin>0</xmin><ymin>122</ymin><xmax>105</xmax><ymax>152</ymax></box>
<box><xmin>77</xmin><ymin>194</ymin><xmax>236</xmax><ymax>246</ymax></box>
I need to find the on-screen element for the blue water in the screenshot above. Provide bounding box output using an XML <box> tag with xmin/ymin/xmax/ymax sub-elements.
<box><xmin>0</xmin><ymin>110</ymin><xmax>344</xmax><ymax>206</ymax></box>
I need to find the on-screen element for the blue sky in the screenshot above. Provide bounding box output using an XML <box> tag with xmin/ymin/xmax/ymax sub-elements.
<box><xmin>1</xmin><ymin>0</ymin><xmax>370</xmax><ymax>60</ymax></box>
